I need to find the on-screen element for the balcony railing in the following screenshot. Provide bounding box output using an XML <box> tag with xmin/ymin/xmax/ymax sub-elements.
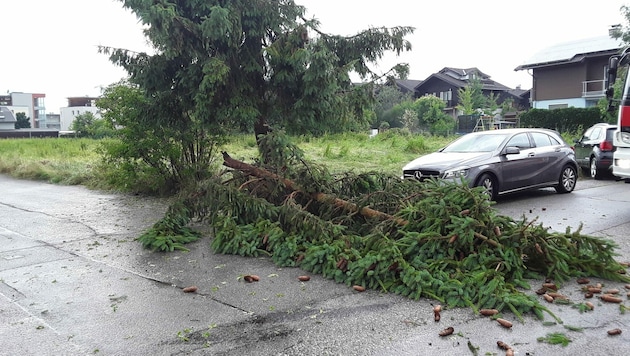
<box><xmin>582</xmin><ymin>80</ymin><xmax>606</xmax><ymax>98</ymax></box>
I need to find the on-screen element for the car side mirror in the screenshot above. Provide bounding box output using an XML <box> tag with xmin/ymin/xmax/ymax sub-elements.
<box><xmin>607</xmin><ymin>56</ymin><xmax>619</xmax><ymax>101</ymax></box>
<box><xmin>504</xmin><ymin>146</ymin><xmax>520</xmax><ymax>155</ymax></box>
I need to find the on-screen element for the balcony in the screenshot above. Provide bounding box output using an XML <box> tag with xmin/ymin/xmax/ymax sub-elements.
<box><xmin>582</xmin><ymin>80</ymin><xmax>606</xmax><ymax>98</ymax></box>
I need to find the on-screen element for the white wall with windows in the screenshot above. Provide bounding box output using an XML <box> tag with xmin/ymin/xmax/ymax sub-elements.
<box><xmin>60</xmin><ymin>106</ymin><xmax>101</xmax><ymax>131</ymax></box>
<box><xmin>533</xmin><ymin>98</ymin><xmax>600</xmax><ymax>109</ymax></box>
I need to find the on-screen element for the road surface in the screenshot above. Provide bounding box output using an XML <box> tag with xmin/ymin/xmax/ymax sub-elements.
<box><xmin>1</xmin><ymin>175</ymin><xmax>629</xmax><ymax>355</ymax></box>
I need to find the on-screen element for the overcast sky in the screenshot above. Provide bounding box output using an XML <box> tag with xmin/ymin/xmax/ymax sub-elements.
<box><xmin>2</xmin><ymin>0</ymin><xmax>627</xmax><ymax>113</ymax></box>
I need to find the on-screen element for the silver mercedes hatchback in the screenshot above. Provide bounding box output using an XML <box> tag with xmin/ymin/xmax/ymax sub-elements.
<box><xmin>402</xmin><ymin>128</ymin><xmax>578</xmax><ymax>200</ymax></box>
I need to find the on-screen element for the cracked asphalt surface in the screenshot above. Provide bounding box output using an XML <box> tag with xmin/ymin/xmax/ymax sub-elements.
<box><xmin>1</xmin><ymin>174</ymin><xmax>630</xmax><ymax>355</ymax></box>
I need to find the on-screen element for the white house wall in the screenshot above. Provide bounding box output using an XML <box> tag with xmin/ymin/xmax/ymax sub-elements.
<box><xmin>532</xmin><ymin>97</ymin><xmax>599</xmax><ymax>109</ymax></box>
<box><xmin>8</xmin><ymin>94</ymin><xmax>34</xmax><ymax>125</ymax></box>
<box><xmin>59</xmin><ymin>106</ymin><xmax>101</xmax><ymax>131</ymax></box>
<box><xmin>3</xmin><ymin>106</ymin><xmax>29</xmax><ymax>124</ymax></box>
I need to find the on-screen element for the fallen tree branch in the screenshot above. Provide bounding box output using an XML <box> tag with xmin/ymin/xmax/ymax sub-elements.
<box><xmin>474</xmin><ymin>232</ymin><xmax>502</xmax><ymax>248</ymax></box>
<box><xmin>222</xmin><ymin>152</ymin><xmax>408</xmax><ymax>226</ymax></box>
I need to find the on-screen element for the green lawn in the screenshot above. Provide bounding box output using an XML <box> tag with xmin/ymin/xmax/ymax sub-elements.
<box><xmin>0</xmin><ymin>137</ymin><xmax>102</xmax><ymax>185</ymax></box>
<box><xmin>0</xmin><ymin>132</ymin><xmax>453</xmax><ymax>190</ymax></box>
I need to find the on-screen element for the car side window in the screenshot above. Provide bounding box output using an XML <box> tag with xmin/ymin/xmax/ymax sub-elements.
<box><xmin>531</xmin><ymin>132</ymin><xmax>553</xmax><ymax>147</ymax></box>
<box><xmin>506</xmin><ymin>133</ymin><xmax>531</xmax><ymax>149</ymax></box>
<box><xmin>588</xmin><ymin>127</ymin><xmax>602</xmax><ymax>140</ymax></box>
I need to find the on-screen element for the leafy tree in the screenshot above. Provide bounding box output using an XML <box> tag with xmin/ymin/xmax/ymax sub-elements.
<box><xmin>382</xmin><ymin>99</ymin><xmax>415</xmax><ymax>128</ymax></box>
<box><xmin>400</xmin><ymin>109</ymin><xmax>419</xmax><ymax>132</ymax></box>
<box><xmin>484</xmin><ymin>92</ymin><xmax>500</xmax><ymax>114</ymax></box>
<box><xmin>96</xmin><ymin>81</ymin><xmax>180</xmax><ymax>193</ymax></box>
<box><xmin>610</xmin><ymin>6</ymin><xmax>630</xmax><ymax>44</ymax></box>
<box><xmin>414</xmin><ymin>96</ymin><xmax>448</xmax><ymax>125</ymax></box>
<box><xmin>456</xmin><ymin>85</ymin><xmax>475</xmax><ymax>115</ymax></box>
<box><xmin>374</xmin><ymin>84</ymin><xmax>412</xmax><ymax>127</ymax></box>
<box><xmin>69</xmin><ymin>112</ymin><xmax>114</xmax><ymax>138</ymax></box>
<box><xmin>469</xmin><ymin>77</ymin><xmax>488</xmax><ymax>109</ymax></box>
<box><xmin>15</xmin><ymin>112</ymin><xmax>31</xmax><ymax>129</ymax></box>
<box><xmin>413</xmin><ymin>95</ymin><xmax>455</xmax><ymax>136</ymax></box>
<box><xmin>100</xmin><ymin>0</ymin><xmax>414</xmax><ymax>188</ymax></box>
<box><xmin>500</xmin><ymin>97</ymin><xmax>516</xmax><ymax>114</ymax></box>
<box><xmin>382</xmin><ymin>96</ymin><xmax>454</xmax><ymax>135</ymax></box>
<box><xmin>456</xmin><ymin>77</ymin><xmax>487</xmax><ymax>115</ymax></box>
<box><xmin>70</xmin><ymin>112</ymin><xmax>96</xmax><ymax>137</ymax></box>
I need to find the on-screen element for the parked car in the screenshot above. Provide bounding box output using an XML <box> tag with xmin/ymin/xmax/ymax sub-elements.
<box><xmin>402</xmin><ymin>128</ymin><xmax>578</xmax><ymax>200</ymax></box>
<box><xmin>573</xmin><ymin>123</ymin><xmax>617</xmax><ymax>179</ymax></box>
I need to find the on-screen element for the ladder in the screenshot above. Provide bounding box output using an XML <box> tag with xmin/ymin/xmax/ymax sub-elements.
<box><xmin>473</xmin><ymin>116</ymin><xmax>485</xmax><ymax>131</ymax></box>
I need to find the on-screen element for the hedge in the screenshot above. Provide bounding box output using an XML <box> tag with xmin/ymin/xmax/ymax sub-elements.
<box><xmin>519</xmin><ymin>107</ymin><xmax>606</xmax><ymax>133</ymax></box>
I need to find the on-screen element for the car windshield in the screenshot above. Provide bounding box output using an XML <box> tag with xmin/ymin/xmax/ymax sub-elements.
<box><xmin>442</xmin><ymin>133</ymin><xmax>511</xmax><ymax>153</ymax></box>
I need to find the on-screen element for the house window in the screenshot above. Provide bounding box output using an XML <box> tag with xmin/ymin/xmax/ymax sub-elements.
<box><xmin>549</xmin><ymin>104</ymin><xmax>568</xmax><ymax>110</ymax></box>
<box><xmin>439</xmin><ymin>90</ymin><xmax>452</xmax><ymax>101</ymax></box>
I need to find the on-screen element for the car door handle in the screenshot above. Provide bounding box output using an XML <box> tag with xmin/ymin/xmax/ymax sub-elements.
<box><xmin>528</xmin><ymin>152</ymin><xmax>535</xmax><ymax>157</ymax></box>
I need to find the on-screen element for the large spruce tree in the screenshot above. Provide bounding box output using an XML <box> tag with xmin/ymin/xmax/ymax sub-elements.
<box><xmin>99</xmin><ymin>0</ymin><xmax>413</xmax><ymax>187</ymax></box>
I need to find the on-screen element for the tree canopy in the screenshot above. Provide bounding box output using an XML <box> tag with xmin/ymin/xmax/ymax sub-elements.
<box><xmin>456</xmin><ymin>77</ymin><xmax>486</xmax><ymax>115</ymax></box>
<box><xmin>70</xmin><ymin>112</ymin><xmax>115</xmax><ymax>138</ymax></box>
<box><xmin>99</xmin><ymin>0</ymin><xmax>414</xmax><ymax>188</ymax></box>
<box><xmin>611</xmin><ymin>5</ymin><xmax>630</xmax><ymax>45</ymax></box>
<box><xmin>15</xmin><ymin>112</ymin><xmax>31</xmax><ymax>129</ymax></box>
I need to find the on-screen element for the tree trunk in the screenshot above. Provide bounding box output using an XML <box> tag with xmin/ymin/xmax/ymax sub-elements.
<box><xmin>222</xmin><ymin>152</ymin><xmax>408</xmax><ymax>226</ymax></box>
<box><xmin>254</xmin><ymin>116</ymin><xmax>272</xmax><ymax>145</ymax></box>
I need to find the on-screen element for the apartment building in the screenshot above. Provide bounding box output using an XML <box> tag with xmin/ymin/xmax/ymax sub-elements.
<box><xmin>59</xmin><ymin>96</ymin><xmax>101</xmax><ymax>131</ymax></box>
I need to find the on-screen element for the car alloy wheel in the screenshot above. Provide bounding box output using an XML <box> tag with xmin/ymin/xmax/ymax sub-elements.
<box><xmin>556</xmin><ymin>165</ymin><xmax>577</xmax><ymax>193</ymax></box>
<box><xmin>589</xmin><ymin>158</ymin><xmax>601</xmax><ymax>180</ymax></box>
<box><xmin>476</xmin><ymin>173</ymin><xmax>497</xmax><ymax>200</ymax></box>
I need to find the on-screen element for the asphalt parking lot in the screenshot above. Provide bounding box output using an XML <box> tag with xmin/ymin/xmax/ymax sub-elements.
<box><xmin>1</xmin><ymin>175</ymin><xmax>629</xmax><ymax>355</ymax></box>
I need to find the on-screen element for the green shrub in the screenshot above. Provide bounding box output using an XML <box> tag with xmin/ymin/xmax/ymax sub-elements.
<box><xmin>404</xmin><ymin>136</ymin><xmax>426</xmax><ymax>154</ymax></box>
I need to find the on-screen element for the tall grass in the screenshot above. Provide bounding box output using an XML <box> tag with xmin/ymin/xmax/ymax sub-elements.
<box><xmin>0</xmin><ymin>138</ymin><xmax>102</xmax><ymax>185</ymax></box>
<box><xmin>0</xmin><ymin>133</ymin><xmax>455</xmax><ymax>191</ymax></box>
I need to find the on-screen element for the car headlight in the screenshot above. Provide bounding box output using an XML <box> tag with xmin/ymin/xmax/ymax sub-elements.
<box><xmin>443</xmin><ymin>167</ymin><xmax>469</xmax><ymax>179</ymax></box>
<box><xmin>621</xmin><ymin>132</ymin><xmax>630</xmax><ymax>145</ymax></box>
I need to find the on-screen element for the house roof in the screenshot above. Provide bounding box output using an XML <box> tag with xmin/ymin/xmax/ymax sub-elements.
<box><xmin>506</xmin><ymin>87</ymin><xmax>529</xmax><ymax>98</ymax></box>
<box><xmin>0</xmin><ymin>107</ymin><xmax>17</xmax><ymax>123</ymax></box>
<box><xmin>395</xmin><ymin>79</ymin><xmax>423</xmax><ymax>93</ymax></box>
<box><xmin>515</xmin><ymin>35</ymin><xmax>623</xmax><ymax>71</ymax></box>
<box><xmin>441</xmin><ymin>67</ymin><xmax>491</xmax><ymax>79</ymax></box>
<box><xmin>415</xmin><ymin>67</ymin><xmax>512</xmax><ymax>92</ymax></box>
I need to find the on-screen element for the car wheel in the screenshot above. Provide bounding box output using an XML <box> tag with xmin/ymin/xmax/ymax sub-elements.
<box><xmin>476</xmin><ymin>173</ymin><xmax>497</xmax><ymax>200</ymax></box>
<box><xmin>555</xmin><ymin>165</ymin><xmax>577</xmax><ymax>194</ymax></box>
<box><xmin>589</xmin><ymin>158</ymin><xmax>602</xmax><ymax>180</ymax></box>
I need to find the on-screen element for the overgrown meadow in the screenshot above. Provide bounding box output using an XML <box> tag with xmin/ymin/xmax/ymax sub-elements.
<box><xmin>0</xmin><ymin>131</ymin><xmax>453</xmax><ymax>192</ymax></box>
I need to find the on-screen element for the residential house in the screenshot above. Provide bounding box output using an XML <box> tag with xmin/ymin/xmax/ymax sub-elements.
<box><xmin>514</xmin><ymin>33</ymin><xmax>622</xmax><ymax>109</ymax></box>
<box><xmin>60</xmin><ymin>96</ymin><xmax>101</xmax><ymax>131</ymax></box>
<box><xmin>0</xmin><ymin>92</ymin><xmax>46</xmax><ymax>128</ymax></box>
<box><xmin>0</xmin><ymin>107</ymin><xmax>17</xmax><ymax>130</ymax></box>
<box><xmin>411</xmin><ymin>67</ymin><xmax>529</xmax><ymax>118</ymax></box>
<box><xmin>0</xmin><ymin>107</ymin><xmax>58</xmax><ymax>137</ymax></box>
